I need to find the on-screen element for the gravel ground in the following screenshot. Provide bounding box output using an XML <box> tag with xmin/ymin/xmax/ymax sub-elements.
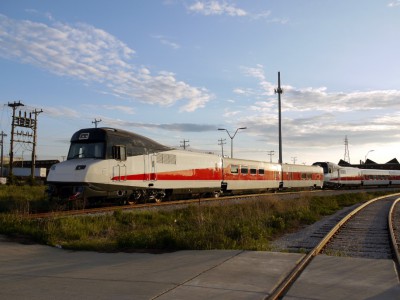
<box><xmin>270</xmin><ymin>203</ymin><xmax>361</xmax><ymax>252</ymax></box>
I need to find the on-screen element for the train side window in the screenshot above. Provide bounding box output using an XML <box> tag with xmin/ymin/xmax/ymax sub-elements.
<box><xmin>241</xmin><ymin>166</ymin><xmax>249</xmax><ymax>175</ymax></box>
<box><xmin>258</xmin><ymin>168</ymin><xmax>265</xmax><ymax>175</ymax></box>
<box><xmin>230</xmin><ymin>165</ymin><xmax>239</xmax><ymax>174</ymax></box>
<box><xmin>250</xmin><ymin>167</ymin><xmax>257</xmax><ymax>175</ymax></box>
<box><xmin>112</xmin><ymin>145</ymin><xmax>127</xmax><ymax>161</ymax></box>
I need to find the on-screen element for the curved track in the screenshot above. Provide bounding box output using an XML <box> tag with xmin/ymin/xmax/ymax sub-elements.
<box><xmin>267</xmin><ymin>193</ymin><xmax>400</xmax><ymax>300</ymax></box>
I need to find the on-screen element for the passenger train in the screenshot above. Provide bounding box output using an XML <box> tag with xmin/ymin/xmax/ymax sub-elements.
<box><xmin>313</xmin><ymin>161</ymin><xmax>400</xmax><ymax>188</ymax></box>
<box><xmin>46</xmin><ymin>128</ymin><xmax>400</xmax><ymax>207</ymax></box>
<box><xmin>46</xmin><ymin>127</ymin><xmax>324</xmax><ymax>206</ymax></box>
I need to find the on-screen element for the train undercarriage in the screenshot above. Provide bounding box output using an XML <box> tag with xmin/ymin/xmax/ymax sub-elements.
<box><xmin>47</xmin><ymin>182</ymin><xmax>222</xmax><ymax>210</ymax></box>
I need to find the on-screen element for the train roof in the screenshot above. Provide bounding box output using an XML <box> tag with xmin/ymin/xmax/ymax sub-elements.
<box><xmin>71</xmin><ymin>127</ymin><xmax>172</xmax><ymax>152</ymax></box>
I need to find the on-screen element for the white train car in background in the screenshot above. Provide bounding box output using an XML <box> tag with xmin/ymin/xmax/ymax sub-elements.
<box><xmin>313</xmin><ymin>161</ymin><xmax>400</xmax><ymax>188</ymax></box>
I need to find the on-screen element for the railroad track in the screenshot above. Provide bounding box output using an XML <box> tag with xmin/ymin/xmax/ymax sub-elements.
<box><xmin>25</xmin><ymin>189</ymin><xmax>338</xmax><ymax>219</ymax></box>
<box><xmin>24</xmin><ymin>192</ymin><xmax>287</xmax><ymax>219</ymax></box>
<box><xmin>267</xmin><ymin>193</ymin><xmax>400</xmax><ymax>300</ymax></box>
<box><xmin>24</xmin><ymin>188</ymin><xmax>400</xmax><ymax>219</ymax></box>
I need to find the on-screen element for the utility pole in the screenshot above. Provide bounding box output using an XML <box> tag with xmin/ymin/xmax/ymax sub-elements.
<box><xmin>180</xmin><ymin>139</ymin><xmax>190</xmax><ymax>150</ymax></box>
<box><xmin>92</xmin><ymin>118</ymin><xmax>102</xmax><ymax>128</ymax></box>
<box><xmin>218</xmin><ymin>138</ymin><xmax>226</xmax><ymax>157</ymax></box>
<box><xmin>31</xmin><ymin>109</ymin><xmax>43</xmax><ymax>181</ymax></box>
<box><xmin>0</xmin><ymin>131</ymin><xmax>7</xmax><ymax>177</ymax></box>
<box><xmin>274</xmin><ymin>72</ymin><xmax>283</xmax><ymax>164</ymax></box>
<box><xmin>291</xmin><ymin>156</ymin><xmax>297</xmax><ymax>164</ymax></box>
<box><xmin>267</xmin><ymin>150</ymin><xmax>275</xmax><ymax>163</ymax></box>
<box><xmin>8</xmin><ymin>101</ymin><xmax>25</xmax><ymax>177</ymax></box>
<box><xmin>274</xmin><ymin>72</ymin><xmax>284</xmax><ymax>189</ymax></box>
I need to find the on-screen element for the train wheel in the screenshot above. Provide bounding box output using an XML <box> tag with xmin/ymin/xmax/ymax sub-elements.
<box><xmin>73</xmin><ymin>197</ymin><xmax>87</xmax><ymax>210</ymax></box>
<box><xmin>49</xmin><ymin>198</ymin><xmax>67</xmax><ymax>211</ymax></box>
<box><xmin>153</xmin><ymin>191</ymin><xmax>166</xmax><ymax>203</ymax></box>
<box><xmin>127</xmin><ymin>191</ymin><xmax>141</xmax><ymax>205</ymax></box>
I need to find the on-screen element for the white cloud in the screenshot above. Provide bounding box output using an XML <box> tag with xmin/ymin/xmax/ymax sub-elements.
<box><xmin>388</xmin><ymin>1</ymin><xmax>400</xmax><ymax>7</ymax></box>
<box><xmin>42</xmin><ymin>106</ymin><xmax>80</xmax><ymax>118</ymax></box>
<box><xmin>241</xmin><ymin>65</ymin><xmax>278</xmax><ymax>96</ymax></box>
<box><xmin>223</xmin><ymin>110</ymin><xmax>240</xmax><ymax>117</ymax></box>
<box><xmin>102</xmin><ymin>105</ymin><xmax>135</xmax><ymax>115</ymax></box>
<box><xmin>0</xmin><ymin>14</ymin><xmax>210</xmax><ymax>112</ymax></box>
<box><xmin>239</xmin><ymin>64</ymin><xmax>400</xmax><ymax>113</ymax></box>
<box><xmin>152</xmin><ymin>35</ymin><xmax>181</xmax><ymax>49</ymax></box>
<box><xmin>186</xmin><ymin>1</ymin><xmax>288</xmax><ymax>23</ymax></box>
<box><xmin>229</xmin><ymin>64</ymin><xmax>400</xmax><ymax>154</ymax></box>
<box><xmin>188</xmin><ymin>1</ymin><xmax>247</xmax><ymax>16</ymax></box>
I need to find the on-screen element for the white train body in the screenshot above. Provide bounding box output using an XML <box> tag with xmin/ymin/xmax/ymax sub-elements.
<box><xmin>312</xmin><ymin>161</ymin><xmax>400</xmax><ymax>188</ymax></box>
<box><xmin>47</xmin><ymin>128</ymin><xmax>324</xmax><ymax>204</ymax></box>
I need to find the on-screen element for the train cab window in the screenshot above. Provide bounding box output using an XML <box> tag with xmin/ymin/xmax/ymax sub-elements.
<box><xmin>258</xmin><ymin>168</ymin><xmax>265</xmax><ymax>175</ymax></box>
<box><xmin>240</xmin><ymin>166</ymin><xmax>249</xmax><ymax>175</ymax></box>
<box><xmin>112</xmin><ymin>145</ymin><xmax>127</xmax><ymax>161</ymax></box>
<box><xmin>230</xmin><ymin>165</ymin><xmax>239</xmax><ymax>174</ymax></box>
<box><xmin>250</xmin><ymin>168</ymin><xmax>257</xmax><ymax>175</ymax></box>
<box><xmin>67</xmin><ymin>142</ymin><xmax>105</xmax><ymax>159</ymax></box>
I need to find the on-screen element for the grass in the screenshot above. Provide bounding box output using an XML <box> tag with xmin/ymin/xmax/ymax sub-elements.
<box><xmin>0</xmin><ymin>186</ymin><xmax>394</xmax><ymax>252</ymax></box>
<box><xmin>0</xmin><ymin>185</ymin><xmax>48</xmax><ymax>213</ymax></box>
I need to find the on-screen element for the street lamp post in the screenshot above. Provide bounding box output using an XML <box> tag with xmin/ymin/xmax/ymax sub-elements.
<box><xmin>365</xmin><ymin>150</ymin><xmax>374</xmax><ymax>164</ymax></box>
<box><xmin>218</xmin><ymin>127</ymin><xmax>247</xmax><ymax>158</ymax></box>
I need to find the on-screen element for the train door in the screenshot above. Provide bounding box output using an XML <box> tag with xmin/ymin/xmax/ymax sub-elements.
<box><xmin>336</xmin><ymin>169</ymin><xmax>341</xmax><ymax>185</ymax></box>
<box><xmin>112</xmin><ymin>164</ymin><xmax>127</xmax><ymax>181</ymax></box>
<box><xmin>143</xmin><ymin>153</ymin><xmax>157</xmax><ymax>181</ymax></box>
<box><xmin>112</xmin><ymin>145</ymin><xmax>127</xmax><ymax>181</ymax></box>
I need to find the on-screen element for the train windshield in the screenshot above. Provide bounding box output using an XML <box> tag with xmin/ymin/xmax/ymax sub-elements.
<box><xmin>67</xmin><ymin>142</ymin><xmax>105</xmax><ymax>160</ymax></box>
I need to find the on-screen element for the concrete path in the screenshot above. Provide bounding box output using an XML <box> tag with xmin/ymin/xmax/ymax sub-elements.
<box><xmin>0</xmin><ymin>236</ymin><xmax>399</xmax><ymax>299</ymax></box>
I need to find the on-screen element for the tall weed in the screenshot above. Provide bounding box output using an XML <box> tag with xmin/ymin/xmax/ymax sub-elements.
<box><xmin>0</xmin><ymin>190</ymin><xmax>396</xmax><ymax>252</ymax></box>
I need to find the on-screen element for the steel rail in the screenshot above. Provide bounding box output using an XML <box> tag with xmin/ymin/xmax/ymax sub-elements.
<box><xmin>266</xmin><ymin>192</ymin><xmax>400</xmax><ymax>300</ymax></box>
<box><xmin>388</xmin><ymin>197</ymin><xmax>400</xmax><ymax>279</ymax></box>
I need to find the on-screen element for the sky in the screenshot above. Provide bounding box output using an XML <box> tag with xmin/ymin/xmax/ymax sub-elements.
<box><xmin>1</xmin><ymin>0</ymin><xmax>400</xmax><ymax>166</ymax></box>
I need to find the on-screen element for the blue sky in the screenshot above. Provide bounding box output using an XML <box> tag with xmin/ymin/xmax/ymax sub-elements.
<box><xmin>1</xmin><ymin>0</ymin><xmax>400</xmax><ymax>165</ymax></box>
